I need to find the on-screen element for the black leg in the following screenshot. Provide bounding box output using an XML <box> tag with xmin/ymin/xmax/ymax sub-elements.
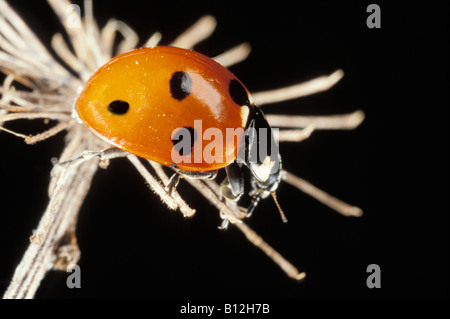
<box><xmin>246</xmin><ymin>191</ymin><xmax>263</xmax><ymax>218</ymax></box>
<box><xmin>166</xmin><ymin>173</ymin><xmax>182</xmax><ymax>193</ymax></box>
<box><xmin>225</xmin><ymin>162</ymin><xmax>244</xmax><ymax>198</ymax></box>
<box><xmin>166</xmin><ymin>169</ymin><xmax>218</xmax><ymax>193</ymax></box>
<box><xmin>220</xmin><ymin>161</ymin><xmax>244</xmax><ymax>201</ymax></box>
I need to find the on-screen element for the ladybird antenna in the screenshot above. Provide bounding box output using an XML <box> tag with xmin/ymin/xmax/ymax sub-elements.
<box><xmin>271</xmin><ymin>192</ymin><xmax>288</xmax><ymax>223</ymax></box>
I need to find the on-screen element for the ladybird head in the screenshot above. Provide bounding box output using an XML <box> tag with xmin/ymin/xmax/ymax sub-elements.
<box><xmin>242</xmin><ymin>106</ymin><xmax>282</xmax><ymax>198</ymax></box>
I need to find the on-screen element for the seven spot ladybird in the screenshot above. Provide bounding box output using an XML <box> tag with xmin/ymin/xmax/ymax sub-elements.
<box><xmin>75</xmin><ymin>46</ymin><xmax>282</xmax><ymax>218</ymax></box>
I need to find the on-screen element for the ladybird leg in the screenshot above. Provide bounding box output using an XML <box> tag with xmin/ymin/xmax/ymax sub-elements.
<box><xmin>246</xmin><ymin>190</ymin><xmax>264</xmax><ymax>218</ymax></box>
<box><xmin>218</xmin><ymin>218</ymin><xmax>230</xmax><ymax>230</ymax></box>
<box><xmin>166</xmin><ymin>173</ymin><xmax>182</xmax><ymax>194</ymax></box>
<box><xmin>52</xmin><ymin>147</ymin><xmax>128</xmax><ymax>176</ymax></box>
<box><xmin>220</xmin><ymin>162</ymin><xmax>244</xmax><ymax>202</ymax></box>
<box><xmin>179</xmin><ymin>170</ymin><xmax>218</xmax><ymax>180</ymax></box>
<box><xmin>166</xmin><ymin>169</ymin><xmax>218</xmax><ymax>193</ymax></box>
<box><xmin>216</xmin><ymin>163</ymin><xmax>244</xmax><ymax>230</ymax></box>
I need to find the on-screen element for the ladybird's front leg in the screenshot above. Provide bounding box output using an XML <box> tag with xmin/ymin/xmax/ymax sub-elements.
<box><xmin>217</xmin><ymin>162</ymin><xmax>245</xmax><ymax>230</ymax></box>
<box><xmin>219</xmin><ymin>161</ymin><xmax>244</xmax><ymax>202</ymax></box>
<box><xmin>245</xmin><ymin>191</ymin><xmax>264</xmax><ymax>218</ymax></box>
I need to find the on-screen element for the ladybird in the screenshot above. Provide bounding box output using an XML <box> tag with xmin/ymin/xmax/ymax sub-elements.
<box><xmin>76</xmin><ymin>46</ymin><xmax>282</xmax><ymax>218</ymax></box>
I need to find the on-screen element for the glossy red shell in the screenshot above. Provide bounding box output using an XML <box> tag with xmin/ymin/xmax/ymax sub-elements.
<box><xmin>76</xmin><ymin>46</ymin><xmax>252</xmax><ymax>171</ymax></box>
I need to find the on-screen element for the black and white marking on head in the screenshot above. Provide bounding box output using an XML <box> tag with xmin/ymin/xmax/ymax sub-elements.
<box><xmin>171</xmin><ymin>126</ymin><xmax>198</xmax><ymax>156</ymax></box>
<box><xmin>229</xmin><ymin>79</ymin><xmax>250</xmax><ymax>107</ymax></box>
<box><xmin>108</xmin><ymin>100</ymin><xmax>129</xmax><ymax>114</ymax></box>
<box><xmin>170</xmin><ymin>71</ymin><xmax>192</xmax><ymax>101</ymax></box>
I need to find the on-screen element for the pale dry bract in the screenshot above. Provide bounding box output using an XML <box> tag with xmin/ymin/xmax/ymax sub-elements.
<box><xmin>0</xmin><ymin>0</ymin><xmax>364</xmax><ymax>299</ymax></box>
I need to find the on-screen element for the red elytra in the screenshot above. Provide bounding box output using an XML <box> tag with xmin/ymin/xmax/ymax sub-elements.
<box><xmin>76</xmin><ymin>46</ymin><xmax>253</xmax><ymax>171</ymax></box>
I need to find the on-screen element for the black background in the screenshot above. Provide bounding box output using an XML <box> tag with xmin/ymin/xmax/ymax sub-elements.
<box><xmin>0</xmin><ymin>0</ymin><xmax>447</xmax><ymax>301</ymax></box>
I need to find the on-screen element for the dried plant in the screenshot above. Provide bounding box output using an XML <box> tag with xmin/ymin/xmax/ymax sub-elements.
<box><xmin>0</xmin><ymin>0</ymin><xmax>364</xmax><ymax>299</ymax></box>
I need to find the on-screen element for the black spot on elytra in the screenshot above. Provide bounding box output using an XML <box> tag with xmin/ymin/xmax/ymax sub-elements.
<box><xmin>229</xmin><ymin>79</ymin><xmax>250</xmax><ymax>107</ymax></box>
<box><xmin>171</xmin><ymin>126</ymin><xmax>198</xmax><ymax>156</ymax></box>
<box><xmin>108</xmin><ymin>100</ymin><xmax>129</xmax><ymax>114</ymax></box>
<box><xmin>170</xmin><ymin>71</ymin><xmax>192</xmax><ymax>101</ymax></box>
